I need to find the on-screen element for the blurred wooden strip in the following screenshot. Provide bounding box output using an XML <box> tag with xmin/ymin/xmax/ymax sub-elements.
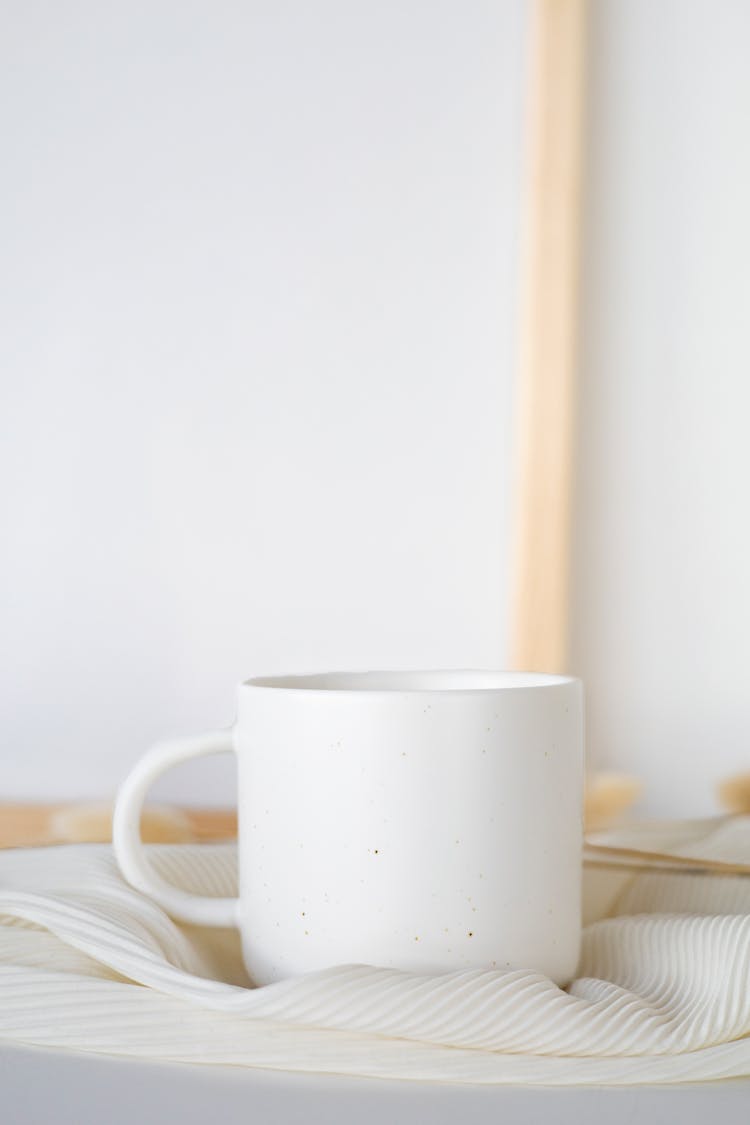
<box><xmin>0</xmin><ymin>804</ymin><xmax>62</xmax><ymax>848</ymax></box>
<box><xmin>584</xmin><ymin>773</ymin><xmax>642</xmax><ymax>831</ymax></box>
<box><xmin>0</xmin><ymin>804</ymin><xmax>237</xmax><ymax>849</ymax></box>
<box><xmin>585</xmin><ymin>842</ymin><xmax>750</xmax><ymax>878</ymax></box>
<box><xmin>718</xmin><ymin>772</ymin><xmax>750</xmax><ymax>814</ymax></box>
<box><xmin>510</xmin><ymin>0</ymin><xmax>587</xmax><ymax>672</ymax></box>
<box><xmin>183</xmin><ymin>807</ymin><xmax>237</xmax><ymax>841</ymax></box>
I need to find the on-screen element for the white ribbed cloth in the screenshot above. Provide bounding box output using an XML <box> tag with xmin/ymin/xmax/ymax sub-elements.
<box><xmin>1</xmin><ymin>817</ymin><xmax>750</xmax><ymax>1085</ymax></box>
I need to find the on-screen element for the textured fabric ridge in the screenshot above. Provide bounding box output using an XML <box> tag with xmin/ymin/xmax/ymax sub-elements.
<box><xmin>1</xmin><ymin>821</ymin><xmax>749</xmax><ymax>1085</ymax></box>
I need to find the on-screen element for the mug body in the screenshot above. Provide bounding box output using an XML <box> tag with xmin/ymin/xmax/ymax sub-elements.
<box><xmin>235</xmin><ymin>671</ymin><xmax>583</xmax><ymax>985</ymax></box>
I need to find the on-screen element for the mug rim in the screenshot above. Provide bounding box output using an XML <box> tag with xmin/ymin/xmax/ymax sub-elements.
<box><xmin>242</xmin><ymin>669</ymin><xmax>580</xmax><ymax>694</ymax></box>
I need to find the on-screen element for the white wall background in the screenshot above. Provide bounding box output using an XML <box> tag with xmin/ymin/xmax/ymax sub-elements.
<box><xmin>2</xmin><ymin>1</ymin><xmax>750</xmax><ymax>816</ymax></box>
<box><xmin>572</xmin><ymin>0</ymin><xmax>750</xmax><ymax>815</ymax></box>
<box><xmin>0</xmin><ymin>1</ymin><xmax>525</xmax><ymax>802</ymax></box>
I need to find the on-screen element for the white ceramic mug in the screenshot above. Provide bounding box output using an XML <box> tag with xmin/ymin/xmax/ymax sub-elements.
<box><xmin>113</xmin><ymin>670</ymin><xmax>584</xmax><ymax>985</ymax></box>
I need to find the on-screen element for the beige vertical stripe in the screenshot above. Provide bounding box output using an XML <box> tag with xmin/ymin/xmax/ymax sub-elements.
<box><xmin>510</xmin><ymin>0</ymin><xmax>587</xmax><ymax>672</ymax></box>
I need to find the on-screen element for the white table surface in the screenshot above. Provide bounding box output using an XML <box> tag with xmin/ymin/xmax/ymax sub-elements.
<box><xmin>3</xmin><ymin>1043</ymin><xmax>750</xmax><ymax>1125</ymax></box>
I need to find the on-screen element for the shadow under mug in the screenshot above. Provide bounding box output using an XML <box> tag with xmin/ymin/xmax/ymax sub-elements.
<box><xmin>113</xmin><ymin>670</ymin><xmax>584</xmax><ymax>985</ymax></box>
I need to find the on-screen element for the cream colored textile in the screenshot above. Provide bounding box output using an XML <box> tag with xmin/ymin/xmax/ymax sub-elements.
<box><xmin>1</xmin><ymin>819</ymin><xmax>750</xmax><ymax>1085</ymax></box>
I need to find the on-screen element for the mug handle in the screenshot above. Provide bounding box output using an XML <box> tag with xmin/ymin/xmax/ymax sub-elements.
<box><xmin>112</xmin><ymin>731</ymin><xmax>239</xmax><ymax>928</ymax></box>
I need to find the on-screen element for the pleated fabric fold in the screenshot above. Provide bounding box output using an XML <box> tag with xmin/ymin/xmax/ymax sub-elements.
<box><xmin>1</xmin><ymin>819</ymin><xmax>749</xmax><ymax>1085</ymax></box>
